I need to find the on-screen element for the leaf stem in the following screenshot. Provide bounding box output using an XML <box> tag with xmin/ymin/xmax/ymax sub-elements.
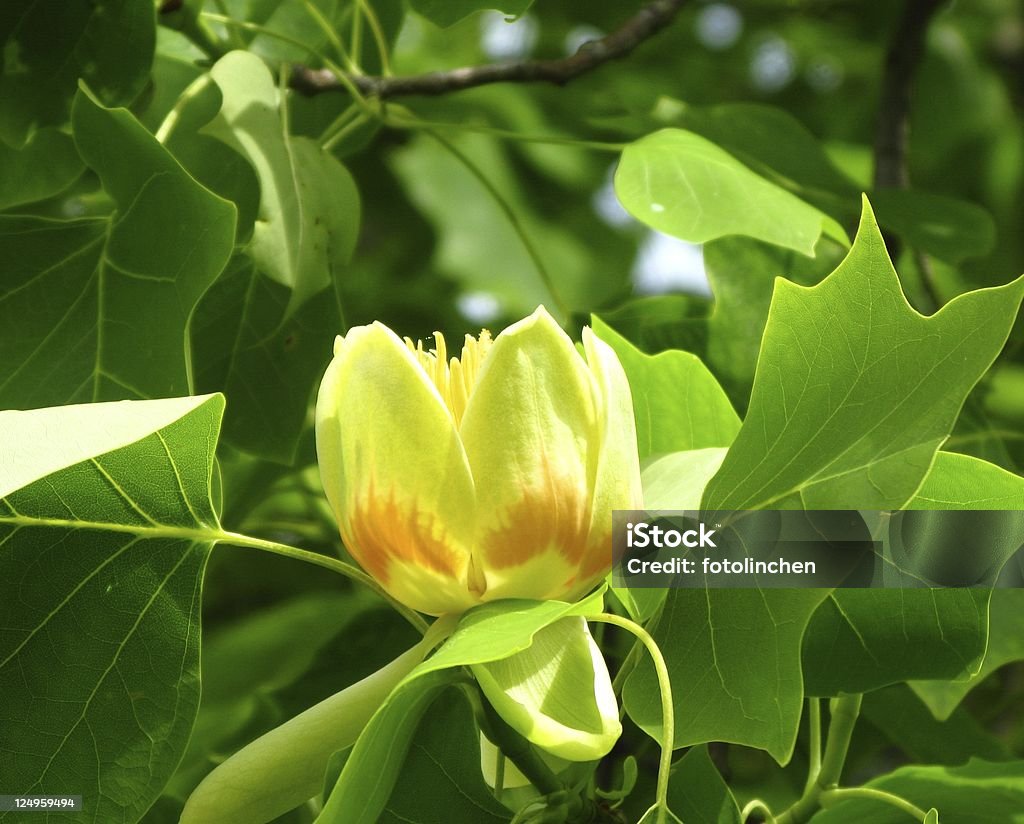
<box><xmin>805</xmin><ymin>697</ymin><xmax>822</xmax><ymax>792</ymax></box>
<box><xmin>216</xmin><ymin>530</ymin><xmax>429</xmax><ymax>633</ymax></box>
<box><xmin>587</xmin><ymin>613</ymin><xmax>674</xmax><ymax>824</ymax></box>
<box><xmin>820</xmin><ymin>788</ymin><xmax>931</xmax><ymax>822</ymax></box>
<box><xmin>776</xmin><ymin>694</ymin><xmax>863</xmax><ymax>824</ymax></box>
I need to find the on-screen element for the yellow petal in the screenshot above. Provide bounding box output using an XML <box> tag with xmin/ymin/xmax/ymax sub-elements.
<box><xmin>459</xmin><ymin>307</ymin><xmax>599</xmax><ymax>601</ymax></box>
<box><xmin>473</xmin><ymin>617</ymin><xmax>621</xmax><ymax>761</ymax></box>
<box><xmin>315</xmin><ymin>323</ymin><xmax>478</xmax><ymax>615</ymax></box>
<box><xmin>569</xmin><ymin>327</ymin><xmax>644</xmax><ymax>599</ymax></box>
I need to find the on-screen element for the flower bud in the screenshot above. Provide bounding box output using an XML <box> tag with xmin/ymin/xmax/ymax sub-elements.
<box><xmin>315</xmin><ymin>306</ymin><xmax>642</xmax><ymax>616</ymax></box>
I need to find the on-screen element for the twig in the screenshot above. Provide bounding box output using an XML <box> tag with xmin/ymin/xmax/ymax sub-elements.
<box><xmin>872</xmin><ymin>0</ymin><xmax>945</xmax><ymax>308</ymax></box>
<box><xmin>290</xmin><ymin>0</ymin><xmax>687</xmax><ymax>97</ymax></box>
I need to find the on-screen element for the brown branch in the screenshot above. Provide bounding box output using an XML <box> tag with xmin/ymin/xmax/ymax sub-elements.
<box><xmin>872</xmin><ymin>0</ymin><xmax>945</xmax><ymax>308</ymax></box>
<box><xmin>873</xmin><ymin>0</ymin><xmax>944</xmax><ymax>190</ymax></box>
<box><xmin>290</xmin><ymin>0</ymin><xmax>687</xmax><ymax>98</ymax></box>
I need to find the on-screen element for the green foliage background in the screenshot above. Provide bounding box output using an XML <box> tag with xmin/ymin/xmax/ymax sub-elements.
<box><xmin>1</xmin><ymin>1</ymin><xmax>1024</xmax><ymax>822</ymax></box>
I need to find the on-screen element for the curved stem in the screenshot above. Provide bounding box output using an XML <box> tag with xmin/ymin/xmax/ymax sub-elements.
<box><xmin>155</xmin><ymin>73</ymin><xmax>214</xmax><ymax>144</ymax></box>
<box><xmin>357</xmin><ymin>0</ymin><xmax>392</xmax><ymax>75</ymax></box>
<box><xmin>425</xmin><ymin>128</ymin><xmax>571</xmax><ymax>320</ymax></box>
<box><xmin>820</xmin><ymin>788</ymin><xmax>930</xmax><ymax>822</ymax></box>
<box><xmin>587</xmin><ymin>613</ymin><xmax>674</xmax><ymax>824</ymax></box>
<box><xmin>201</xmin><ymin>12</ymin><xmax>328</xmax><ymax>61</ymax></box>
<box><xmin>216</xmin><ymin>530</ymin><xmax>429</xmax><ymax>633</ymax></box>
<box><xmin>741</xmin><ymin>799</ymin><xmax>777</xmax><ymax>823</ymax></box>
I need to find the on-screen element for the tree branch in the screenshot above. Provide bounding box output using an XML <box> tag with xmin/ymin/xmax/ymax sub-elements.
<box><xmin>290</xmin><ymin>0</ymin><xmax>688</xmax><ymax>98</ymax></box>
<box><xmin>872</xmin><ymin>0</ymin><xmax>945</xmax><ymax>309</ymax></box>
<box><xmin>873</xmin><ymin>0</ymin><xmax>943</xmax><ymax>190</ymax></box>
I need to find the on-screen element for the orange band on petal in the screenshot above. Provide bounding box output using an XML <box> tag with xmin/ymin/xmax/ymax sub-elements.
<box><xmin>480</xmin><ymin>482</ymin><xmax>592</xmax><ymax>570</ymax></box>
<box><xmin>342</xmin><ymin>487</ymin><xmax>467</xmax><ymax>586</ymax></box>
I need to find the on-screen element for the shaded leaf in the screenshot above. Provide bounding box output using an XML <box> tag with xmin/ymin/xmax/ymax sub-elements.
<box><xmin>0</xmin><ymin>90</ymin><xmax>236</xmax><ymax>408</ymax></box>
<box><xmin>0</xmin><ymin>0</ymin><xmax>155</xmax><ymax>145</ymax></box>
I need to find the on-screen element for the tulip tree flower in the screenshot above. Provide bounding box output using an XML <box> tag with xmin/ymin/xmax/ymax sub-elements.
<box><xmin>315</xmin><ymin>305</ymin><xmax>643</xmax><ymax>616</ymax></box>
<box><xmin>316</xmin><ymin>307</ymin><xmax>641</xmax><ymax>767</ymax></box>
<box><xmin>182</xmin><ymin>309</ymin><xmax>644</xmax><ymax>824</ymax></box>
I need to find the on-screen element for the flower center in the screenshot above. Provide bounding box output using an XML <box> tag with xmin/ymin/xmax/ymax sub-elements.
<box><xmin>406</xmin><ymin>329</ymin><xmax>493</xmax><ymax>427</ymax></box>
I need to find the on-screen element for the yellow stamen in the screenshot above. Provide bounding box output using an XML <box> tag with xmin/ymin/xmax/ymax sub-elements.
<box><xmin>406</xmin><ymin>330</ymin><xmax>493</xmax><ymax>427</ymax></box>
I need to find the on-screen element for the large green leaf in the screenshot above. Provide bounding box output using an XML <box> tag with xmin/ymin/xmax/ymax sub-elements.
<box><xmin>623</xmin><ymin>587</ymin><xmax>829</xmax><ymax>763</ymax></box>
<box><xmin>615</xmin><ymin>129</ymin><xmax>849</xmax><ymax>256</ymax></box>
<box><xmin>206</xmin><ymin>51</ymin><xmax>360</xmax><ymax>315</ymax></box>
<box><xmin>0</xmin><ymin>394</ymin><xmax>225</xmax><ymax>824</ymax></box>
<box><xmin>703</xmin><ymin>198</ymin><xmax>1024</xmax><ymax>511</ymax></box>
<box><xmin>591</xmin><ymin>317</ymin><xmax>740</xmax><ymax>460</ymax></box>
<box><xmin>0</xmin><ymin>0</ymin><xmax>155</xmax><ymax>145</ymax></box>
<box><xmin>809</xmin><ymin>759</ymin><xmax>1024</xmax><ymax>823</ymax></box>
<box><xmin>0</xmin><ymin>90</ymin><xmax>236</xmax><ymax>408</ymax></box>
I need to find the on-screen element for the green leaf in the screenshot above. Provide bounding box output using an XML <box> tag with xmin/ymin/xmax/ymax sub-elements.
<box><xmin>206</xmin><ymin>51</ymin><xmax>360</xmax><ymax>315</ymax></box>
<box><xmin>810</xmin><ymin>759</ymin><xmax>1024</xmax><ymax>823</ymax></box>
<box><xmin>378</xmin><ymin>689</ymin><xmax>511</xmax><ymax>823</ymax></box>
<box><xmin>0</xmin><ymin>89</ymin><xmax>236</xmax><ymax>408</ymax></box>
<box><xmin>872</xmin><ymin>188</ymin><xmax>996</xmax><ymax>264</ymax></box>
<box><xmin>803</xmin><ymin>451</ymin><xmax>1024</xmax><ymax>696</ymax></box>
<box><xmin>190</xmin><ymin>256</ymin><xmax>342</xmax><ymax>462</ymax></box>
<box><xmin>615</xmin><ymin>129</ymin><xmax>849</xmax><ymax>256</ymax></box>
<box><xmin>0</xmin><ymin>128</ymin><xmax>83</xmax><ymax>210</ymax></box>
<box><xmin>703</xmin><ymin>198</ymin><xmax>1024</xmax><ymax>511</ymax></box>
<box><xmin>0</xmin><ymin>394</ymin><xmax>225</xmax><ymax>824</ymax></box>
<box><xmin>591</xmin><ymin>317</ymin><xmax>740</xmax><ymax>460</ymax></box>
<box><xmin>642</xmin><ymin>448</ymin><xmax>728</xmax><ymax>511</ymax></box>
<box><xmin>673</xmin><ymin>102</ymin><xmax>859</xmax><ymax>209</ymax></box>
<box><xmin>409</xmin><ymin>0</ymin><xmax>534</xmax><ymax>27</ymax></box>
<box><xmin>319</xmin><ymin>592</ymin><xmax>605</xmax><ymax>824</ymax></box>
<box><xmin>0</xmin><ymin>0</ymin><xmax>155</xmax><ymax>145</ymax></box>
<box><xmin>316</xmin><ymin>669</ymin><xmax>465</xmax><ymax>824</ymax></box>
<box><xmin>802</xmin><ymin>589</ymin><xmax>988</xmax><ymax>697</ymax></box>
<box><xmin>623</xmin><ymin>587</ymin><xmax>829</xmax><ymax>762</ymax></box>
<box><xmin>910</xmin><ymin>589</ymin><xmax>1024</xmax><ymax>720</ymax></box>
<box><xmin>909</xmin><ymin>450</ymin><xmax>1024</xmax><ymax>510</ymax></box>
<box><xmin>666</xmin><ymin>745</ymin><xmax>742</xmax><ymax>824</ymax></box>
<box><xmin>860</xmin><ymin>685</ymin><xmax>1011</xmax><ymax>766</ymax></box>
